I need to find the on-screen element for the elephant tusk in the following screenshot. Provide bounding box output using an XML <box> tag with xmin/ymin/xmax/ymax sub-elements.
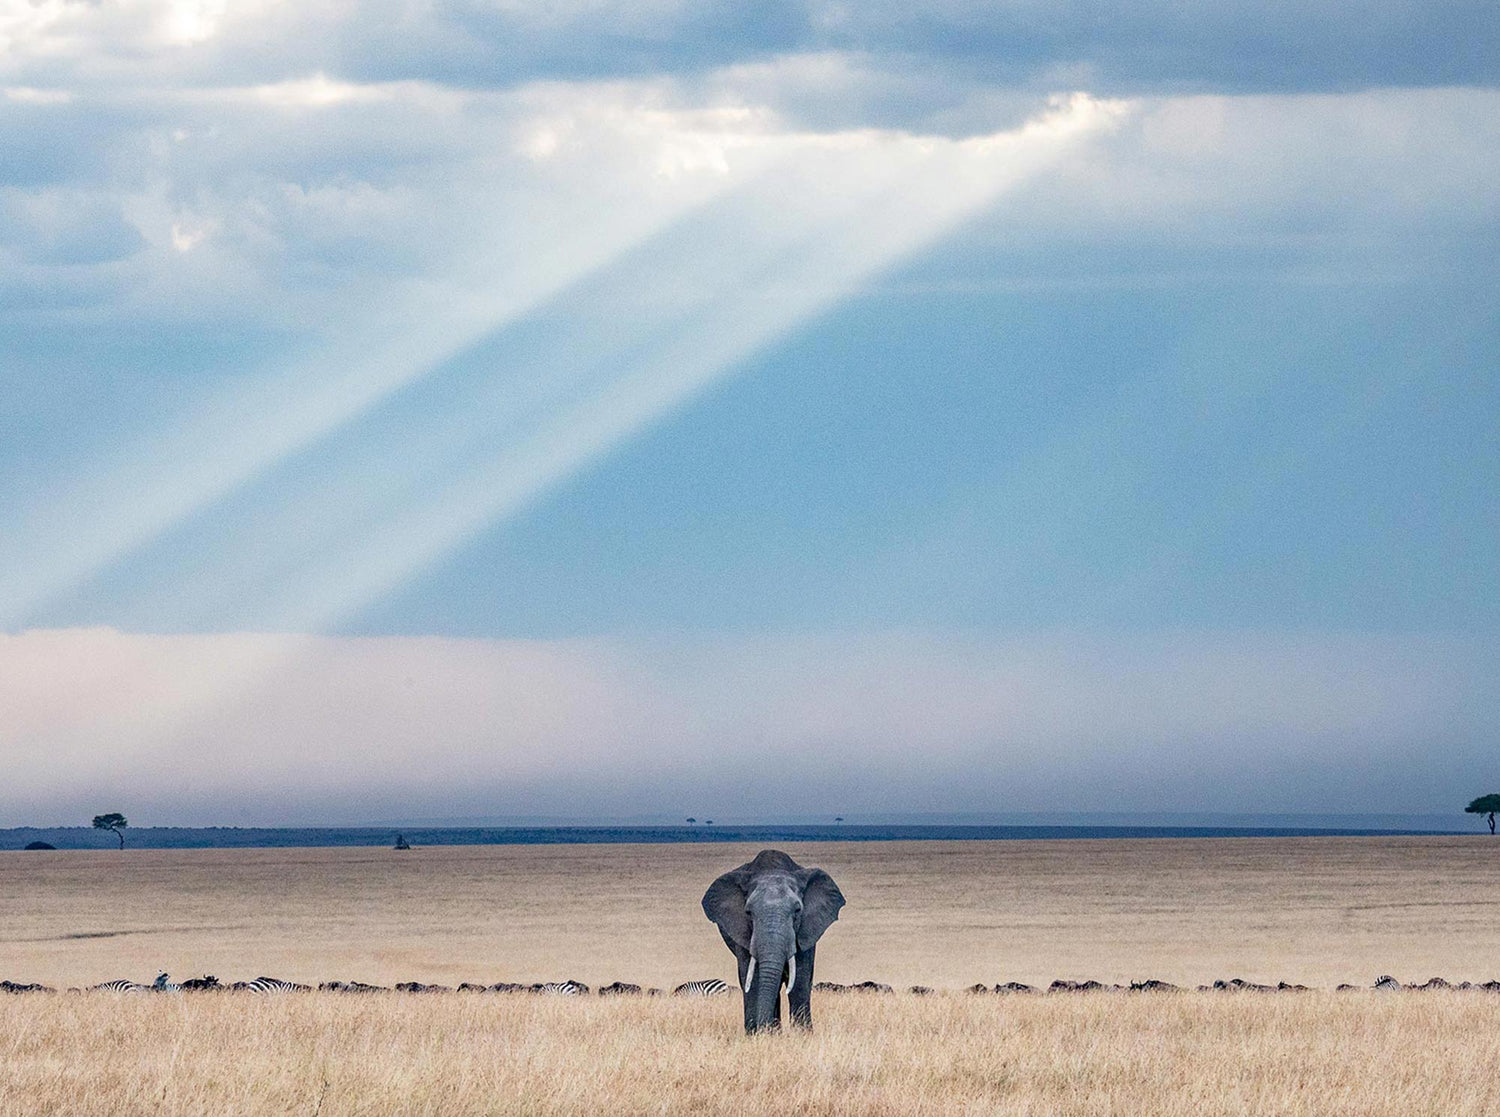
<box><xmin>743</xmin><ymin>958</ymin><xmax>755</xmax><ymax>994</ymax></box>
<box><xmin>786</xmin><ymin>955</ymin><xmax>795</xmax><ymax>990</ymax></box>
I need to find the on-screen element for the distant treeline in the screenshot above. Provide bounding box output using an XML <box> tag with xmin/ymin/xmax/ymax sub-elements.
<box><xmin>0</xmin><ymin>823</ymin><xmax>1463</xmax><ymax>851</ymax></box>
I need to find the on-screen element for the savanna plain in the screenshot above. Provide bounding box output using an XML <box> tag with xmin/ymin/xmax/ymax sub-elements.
<box><xmin>4</xmin><ymin>836</ymin><xmax>1499</xmax><ymax>1115</ymax></box>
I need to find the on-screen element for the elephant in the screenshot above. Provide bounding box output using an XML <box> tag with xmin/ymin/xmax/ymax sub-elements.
<box><xmin>701</xmin><ymin>849</ymin><xmax>846</xmax><ymax>1033</ymax></box>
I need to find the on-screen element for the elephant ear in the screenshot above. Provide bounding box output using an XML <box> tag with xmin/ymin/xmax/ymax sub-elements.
<box><xmin>797</xmin><ymin>868</ymin><xmax>845</xmax><ymax>951</ymax></box>
<box><xmin>702</xmin><ymin>869</ymin><xmax>752</xmax><ymax>951</ymax></box>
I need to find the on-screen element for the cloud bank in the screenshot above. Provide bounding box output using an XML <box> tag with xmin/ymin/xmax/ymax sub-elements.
<box><xmin>2</xmin><ymin>627</ymin><xmax>1491</xmax><ymax>825</ymax></box>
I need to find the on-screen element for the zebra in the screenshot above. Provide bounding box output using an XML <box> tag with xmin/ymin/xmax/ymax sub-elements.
<box><xmin>89</xmin><ymin>979</ymin><xmax>150</xmax><ymax>992</ymax></box>
<box><xmin>152</xmin><ymin>972</ymin><xmax>182</xmax><ymax>993</ymax></box>
<box><xmin>234</xmin><ymin>977</ymin><xmax>311</xmax><ymax>994</ymax></box>
<box><xmin>672</xmin><ymin>979</ymin><xmax>731</xmax><ymax>997</ymax></box>
<box><xmin>598</xmin><ymin>982</ymin><xmax>643</xmax><ymax>996</ymax></box>
<box><xmin>534</xmin><ymin>980</ymin><xmax>589</xmax><ymax>995</ymax></box>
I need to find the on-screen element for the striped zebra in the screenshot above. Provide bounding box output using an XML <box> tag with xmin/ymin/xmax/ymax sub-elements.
<box><xmin>234</xmin><ymin>977</ymin><xmax>311</xmax><ymax>994</ymax></box>
<box><xmin>152</xmin><ymin>973</ymin><xmax>182</xmax><ymax>993</ymax></box>
<box><xmin>672</xmin><ymin>979</ymin><xmax>731</xmax><ymax>997</ymax></box>
<box><xmin>89</xmin><ymin>979</ymin><xmax>150</xmax><ymax>993</ymax></box>
<box><xmin>534</xmin><ymin>980</ymin><xmax>589</xmax><ymax>995</ymax></box>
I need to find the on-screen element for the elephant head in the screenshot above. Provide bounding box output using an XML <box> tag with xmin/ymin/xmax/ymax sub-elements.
<box><xmin>701</xmin><ymin>849</ymin><xmax>845</xmax><ymax>1033</ymax></box>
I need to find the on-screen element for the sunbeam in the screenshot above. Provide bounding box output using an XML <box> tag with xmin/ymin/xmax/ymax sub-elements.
<box><xmin>0</xmin><ymin>92</ymin><xmax>789</xmax><ymax>630</ymax></box>
<box><xmin>113</xmin><ymin>93</ymin><xmax>1127</xmax><ymax>639</ymax></box>
<box><xmin>83</xmin><ymin>93</ymin><xmax>1129</xmax><ymax>764</ymax></box>
<box><xmin>273</xmin><ymin>95</ymin><xmax>1128</xmax><ymax>634</ymax></box>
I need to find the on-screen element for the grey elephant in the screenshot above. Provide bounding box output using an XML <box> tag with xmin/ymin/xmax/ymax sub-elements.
<box><xmin>701</xmin><ymin>849</ymin><xmax>846</xmax><ymax>1033</ymax></box>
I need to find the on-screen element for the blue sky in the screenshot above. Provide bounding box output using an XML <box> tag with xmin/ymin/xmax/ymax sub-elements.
<box><xmin>0</xmin><ymin>1</ymin><xmax>1496</xmax><ymax>825</ymax></box>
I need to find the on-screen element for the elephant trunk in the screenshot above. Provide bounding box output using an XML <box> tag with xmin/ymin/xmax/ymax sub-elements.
<box><xmin>749</xmin><ymin>921</ymin><xmax>794</xmax><ymax>1032</ymax></box>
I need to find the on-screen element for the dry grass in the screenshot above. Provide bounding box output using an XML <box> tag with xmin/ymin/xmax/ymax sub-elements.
<box><xmin>4</xmin><ymin>837</ymin><xmax>1499</xmax><ymax>989</ymax></box>
<box><xmin>6</xmin><ymin>836</ymin><xmax>1500</xmax><ymax>1114</ymax></box>
<box><xmin>3</xmin><ymin>990</ymin><xmax>1498</xmax><ymax>1116</ymax></box>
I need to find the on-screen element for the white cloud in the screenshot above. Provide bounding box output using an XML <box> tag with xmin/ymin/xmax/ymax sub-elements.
<box><xmin>238</xmin><ymin>72</ymin><xmax>397</xmax><ymax>109</ymax></box>
<box><xmin>2</xmin><ymin>85</ymin><xmax>72</xmax><ymax>104</ymax></box>
<box><xmin>161</xmin><ymin>0</ymin><xmax>232</xmax><ymax>46</ymax></box>
<box><xmin>168</xmin><ymin>218</ymin><xmax>209</xmax><ymax>250</ymax></box>
<box><xmin>0</xmin><ymin>627</ymin><xmax>1490</xmax><ymax>825</ymax></box>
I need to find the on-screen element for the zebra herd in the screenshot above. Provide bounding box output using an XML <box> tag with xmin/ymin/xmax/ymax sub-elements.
<box><xmin>88</xmin><ymin>974</ymin><xmax>177</xmax><ymax>993</ymax></box>
<box><xmin>74</xmin><ymin>974</ymin><xmax>732</xmax><ymax>996</ymax></box>
<box><xmin>86</xmin><ymin>975</ymin><xmax>309</xmax><ymax>994</ymax></box>
<box><xmin>20</xmin><ymin>973</ymin><xmax>1500</xmax><ymax>998</ymax></box>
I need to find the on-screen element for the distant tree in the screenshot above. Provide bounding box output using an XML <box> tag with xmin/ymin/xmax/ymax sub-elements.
<box><xmin>685</xmin><ymin>818</ymin><xmax>696</xmax><ymax>824</ymax></box>
<box><xmin>92</xmin><ymin>813</ymin><xmax>128</xmax><ymax>849</ymax></box>
<box><xmin>1466</xmin><ymin>795</ymin><xmax>1500</xmax><ymax>835</ymax></box>
<box><xmin>704</xmin><ymin>819</ymin><xmax>714</xmax><ymax>826</ymax></box>
<box><xmin>834</xmin><ymin>816</ymin><xmax>844</xmax><ymax>824</ymax></box>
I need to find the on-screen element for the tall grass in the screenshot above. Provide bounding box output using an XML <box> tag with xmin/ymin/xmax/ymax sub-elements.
<box><xmin>2</xmin><ymin>991</ymin><xmax>1497</xmax><ymax>1116</ymax></box>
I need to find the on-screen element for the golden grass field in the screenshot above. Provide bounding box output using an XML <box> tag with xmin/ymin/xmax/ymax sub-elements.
<box><xmin>5</xmin><ymin>836</ymin><xmax>1499</xmax><ymax>989</ymax></box>
<box><xmin>5</xmin><ymin>836</ymin><xmax>1500</xmax><ymax>1114</ymax></box>
<box><xmin>5</xmin><ymin>990</ymin><xmax>1500</xmax><ymax>1116</ymax></box>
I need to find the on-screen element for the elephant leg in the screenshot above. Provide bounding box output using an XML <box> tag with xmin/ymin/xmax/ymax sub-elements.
<box><xmin>788</xmin><ymin>946</ymin><xmax>815</xmax><ymax>1029</ymax></box>
<box><xmin>733</xmin><ymin>948</ymin><xmax>758</xmax><ymax>1034</ymax></box>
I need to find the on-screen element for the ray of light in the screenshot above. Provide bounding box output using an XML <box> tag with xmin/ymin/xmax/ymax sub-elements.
<box><xmin>119</xmin><ymin>94</ymin><xmax>1129</xmax><ymax>637</ymax></box>
<box><xmin>94</xmin><ymin>94</ymin><xmax>1131</xmax><ymax>768</ymax></box>
<box><xmin>0</xmin><ymin>111</ymin><xmax>783</xmax><ymax>630</ymax></box>
<box><xmin>268</xmin><ymin>95</ymin><xmax>1129</xmax><ymax>634</ymax></box>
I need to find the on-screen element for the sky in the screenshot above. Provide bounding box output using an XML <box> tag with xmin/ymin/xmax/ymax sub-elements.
<box><xmin>1</xmin><ymin>0</ymin><xmax>1496</xmax><ymax>826</ymax></box>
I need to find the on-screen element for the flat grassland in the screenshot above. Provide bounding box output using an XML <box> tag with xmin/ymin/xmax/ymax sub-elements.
<box><xmin>4</xmin><ymin>836</ymin><xmax>1498</xmax><ymax>988</ymax></box>
<box><xmin>4</xmin><ymin>836</ymin><xmax>1499</xmax><ymax>1114</ymax></box>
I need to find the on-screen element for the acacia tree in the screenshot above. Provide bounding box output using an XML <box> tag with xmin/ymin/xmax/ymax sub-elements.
<box><xmin>92</xmin><ymin>812</ymin><xmax>128</xmax><ymax>849</ymax></box>
<box><xmin>1465</xmin><ymin>795</ymin><xmax>1500</xmax><ymax>835</ymax></box>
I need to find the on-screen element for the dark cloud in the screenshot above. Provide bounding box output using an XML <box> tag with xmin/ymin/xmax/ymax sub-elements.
<box><xmin>844</xmin><ymin>0</ymin><xmax>1500</xmax><ymax>93</ymax></box>
<box><xmin>5</xmin><ymin>1</ymin><xmax>1495</xmax><ymax>98</ymax></box>
<box><xmin>311</xmin><ymin>0</ymin><xmax>1500</xmax><ymax>94</ymax></box>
